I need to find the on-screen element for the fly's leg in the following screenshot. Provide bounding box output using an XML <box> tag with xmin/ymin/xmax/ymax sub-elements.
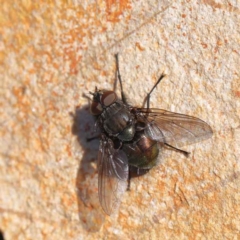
<box><xmin>127</xmin><ymin>171</ymin><xmax>131</xmax><ymax>191</ymax></box>
<box><xmin>164</xmin><ymin>143</ymin><xmax>190</xmax><ymax>157</ymax></box>
<box><xmin>115</xmin><ymin>54</ymin><xmax>128</xmax><ymax>104</ymax></box>
<box><xmin>86</xmin><ymin>135</ymin><xmax>100</xmax><ymax>141</ymax></box>
<box><xmin>143</xmin><ymin>73</ymin><xmax>166</xmax><ymax>110</ymax></box>
<box><xmin>127</xmin><ymin>166</ymin><xmax>150</xmax><ymax>191</ymax></box>
<box><xmin>127</xmin><ymin>168</ymin><xmax>135</xmax><ymax>191</ymax></box>
<box><xmin>144</xmin><ymin>74</ymin><xmax>190</xmax><ymax>157</ymax></box>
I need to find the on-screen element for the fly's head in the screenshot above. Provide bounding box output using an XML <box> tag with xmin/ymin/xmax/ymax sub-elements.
<box><xmin>90</xmin><ymin>87</ymin><xmax>117</xmax><ymax>116</ymax></box>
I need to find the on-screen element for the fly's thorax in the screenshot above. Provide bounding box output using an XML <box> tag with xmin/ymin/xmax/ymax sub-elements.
<box><xmin>90</xmin><ymin>89</ymin><xmax>135</xmax><ymax>141</ymax></box>
<box><xmin>99</xmin><ymin>100</ymin><xmax>136</xmax><ymax>141</ymax></box>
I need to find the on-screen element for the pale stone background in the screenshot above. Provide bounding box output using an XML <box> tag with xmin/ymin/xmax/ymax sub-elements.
<box><xmin>0</xmin><ymin>0</ymin><xmax>240</xmax><ymax>239</ymax></box>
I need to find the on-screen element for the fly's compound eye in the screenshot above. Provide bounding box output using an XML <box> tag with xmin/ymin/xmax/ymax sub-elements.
<box><xmin>101</xmin><ymin>91</ymin><xmax>117</xmax><ymax>107</ymax></box>
<box><xmin>91</xmin><ymin>101</ymin><xmax>103</xmax><ymax>115</ymax></box>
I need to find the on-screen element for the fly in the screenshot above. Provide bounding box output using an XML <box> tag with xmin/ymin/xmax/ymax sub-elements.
<box><xmin>89</xmin><ymin>54</ymin><xmax>213</xmax><ymax>215</ymax></box>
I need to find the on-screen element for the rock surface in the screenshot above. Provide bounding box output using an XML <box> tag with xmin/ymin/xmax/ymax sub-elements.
<box><xmin>0</xmin><ymin>1</ymin><xmax>239</xmax><ymax>239</ymax></box>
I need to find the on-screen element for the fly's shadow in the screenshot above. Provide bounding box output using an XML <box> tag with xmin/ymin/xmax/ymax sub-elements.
<box><xmin>0</xmin><ymin>229</ymin><xmax>4</xmax><ymax>240</ymax></box>
<box><xmin>71</xmin><ymin>104</ymin><xmax>105</xmax><ymax>232</ymax></box>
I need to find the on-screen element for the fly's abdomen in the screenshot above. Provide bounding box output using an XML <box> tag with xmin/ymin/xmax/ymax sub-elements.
<box><xmin>122</xmin><ymin>132</ymin><xmax>159</xmax><ymax>169</ymax></box>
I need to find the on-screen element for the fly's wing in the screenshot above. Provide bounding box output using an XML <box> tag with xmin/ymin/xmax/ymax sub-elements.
<box><xmin>98</xmin><ymin>138</ymin><xmax>129</xmax><ymax>215</ymax></box>
<box><xmin>137</xmin><ymin>108</ymin><xmax>213</xmax><ymax>148</ymax></box>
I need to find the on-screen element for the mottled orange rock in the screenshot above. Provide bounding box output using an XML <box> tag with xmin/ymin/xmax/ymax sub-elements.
<box><xmin>0</xmin><ymin>1</ymin><xmax>239</xmax><ymax>239</ymax></box>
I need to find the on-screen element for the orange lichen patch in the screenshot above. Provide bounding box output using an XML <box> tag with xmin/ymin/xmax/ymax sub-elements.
<box><xmin>135</xmin><ymin>42</ymin><xmax>145</xmax><ymax>51</ymax></box>
<box><xmin>202</xmin><ymin>0</ymin><xmax>222</xmax><ymax>10</ymax></box>
<box><xmin>92</xmin><ymin>61</ymin><xmax>104</xmax><ymax>71</ymax></box>
<box><xmin>234</xmin><ymin>91</ymin><xmax>240</xmax><ymax>98</ymax></box>
<box><xmin>231</xmin><ymin>77</ymin><xmax>240</xmax><ymax>98</ymax></box>
<box><xmin>216</xmin><ymin>39</ymin><xmax>224</xmax><ymax>46</ymax></box>
<box><xmin>12</xmin><ymin>86</ymin><xmax>26</xmax><ymax>101</ymax></box>
<box><xmin>213</xmin><ymin>39</ymin><xmax>225</xmax><ymax>53</ymax></box>
<box><xmin>46</xmin><ymin>101</ymin><xmax>59</xmax><ymax>112</ymax></box>
<box><xmin>1</xmin><ymin>1</ymin><xmax>132</xmax><ymax>79</ymax></box>
<box><xmin>65</xmin><ymin>144</ymin><xmax>72</xmax><ymax>157</ymax></box>
<box><xmin>57</xmin><ymin>1</ymin><xmax>132</xmax><ymax>75</ymax></box>
<box><xmin>106</xmin><ymin>0</ymin><xmax>131</xmax><ymax>22</ymax></box>
<box><xmin>30</xmin><ymin>134</ymin><xmax>49</xmax><ymax>153</ymax></box>
<box><xmin>61</xmin><ymin>193</ymin><xmax>76</xmax><ymax>208</ymax></box>
<box><xmin>201</xmin><ymin>42</ymin><xmax>208</xmax><ymax>49</ymax></box>
<box><xmin>100</xmin><ymin>70</ymin><xmax>109</xmax><ymax>77</ymax></box>
<box><xmin>12</xmin><ymin>86</ymin><xmax>34</xmax><ymax>126</ymax></box>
